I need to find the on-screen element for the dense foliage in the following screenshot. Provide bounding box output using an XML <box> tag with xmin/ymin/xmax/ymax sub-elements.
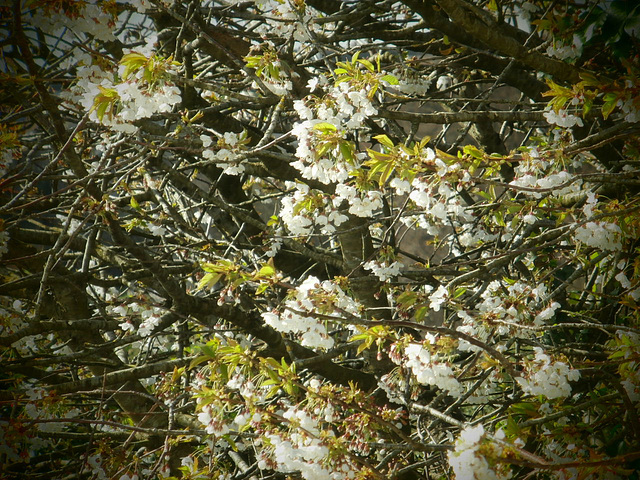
<box><xmin>2</xmin><ymin>1</ymin><xmax>640</xmax><ymax>479</ymax></box>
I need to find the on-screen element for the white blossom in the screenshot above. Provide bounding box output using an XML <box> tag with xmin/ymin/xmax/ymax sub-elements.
<box><xmin>436</xmin><ymin>75</ymin><xmax>453</xmax><ymax>91</ymax></box>
<box><xmin>574</xmin><ymin>221</ymin><xmax>623</xmax><ymax>251</ymax></box>
<box><xmin>363</xmin><ymin>260</ymin><xmax>403</xmax><ymax>281</ymax></box>
<box><xmin>516</xmin><ymin>348</ymin><xmax>580</xmax><ymax>399</ymax></box>
<box><xmin>401</xmin><ymin>343</ymin><xmax>463</xmax><ymax>397</ymax></box>
<box><xmin>544</xmin><ymin>108</ymin><xmax>583</xmax><ymax>128</ymax></box>
<box><xmin>447</xmin><ymin>425</ymin><xmax>510</xmax><ymax>480</ymax></box>
<box><xmin>429</xmin><ymin>285</ymin><xmax>449</xmax><ymax>312</ymax></box>
<box><xmin>261</xmin><ymin>276</ymin><xmax>360</xmax><ymax>350</ymax></box>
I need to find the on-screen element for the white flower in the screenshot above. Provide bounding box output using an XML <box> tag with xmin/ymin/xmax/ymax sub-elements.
<box><xmin>262</xmin><ymin>276</ymin><xmax>365</xmax><ymax>350</ymax></box>
<box><xmin>307</xmin><ymin>77</ymin><xmax>320</xmax><ymax>92</ymax></box>
<box><xmin>447</xmin><ymin>424</ymin><xmax>509</xmax><ymax>480</ymax></box>
<box><xmin>224</xmin><ymin>132</ymin><xmax>239</xmax><ymax>146</ymax></box>
<box><xmin>574</xmin><ymin>221</ymin><xmax>623</xmax><ymax>251</ymax></box>
<box><xmin>138</xmin><ymin>314</ymin><xmax>161</xmax><ymax>337</ymax></box>
<box><xmin>395</xmin><ymin>76</ymin><xmax>432</xmax><ymax>95</ymax></box>
<box><xmin>119</xmin><ymin>321</ymin><xmax>135</xmax><ymax>332</ymax></box>
<box><xmin>436</xmin><ymin>75</ymin><xmax>452</xmax><ymax>91</ymax></box>
<box><xmin>294</xmin><ymin>99</ymin><xmax>314</xmax><ymax>120</ymax></box>
<box><xmin>543</xmin><ymin>108</ymin><xmax>583</xmax><ymax>128</ymax></box>
<box><xmin>112</xmin><ymin>304</ymin><xmax>128</xmax><ymax>316</ymax></box>
<box><xmin>534</xmin><ymin>302</ymin><xmax>561</xmax><ymax>325</ymax></box>
<box><xmin>200</xmin><ymin>135</ymin><xmax>214</xmax><ymax>147</ymax></box>
<box><xmin>130</xmin><ymin>0</ymin><xmax>151</xmax><ymax>12</ymax></box>
<box><xmin>147</xmin><ymin>222</ymin><xmax>166</xmax><ymax>236</ymax></box>
<box><xmin>403</xmin><ymin>343</ymin><xmax>463</xmax><ymax>396</ymax></box>
<box><xmin>583</xmin><ymin>191</ymin><xmax>597</xmax><ymax>217</ymax></box>
<box><xmin>429</xmin><ymin>285</ymin><xmax>449</xmax><ymax>312</ymax></box>
<box><xmin>389</xmin><ymin>178</ymin><xmax>411</xmax><ymax>195</ymax></box>
<box><xmin>363</xmin><ymin>260</ymin><xmax>403</xmax><ymax>281</ymax></box>
<box><xmin>348</xmin><ymin>190</ymin><xmax>383</xmax><ymax>217</ymax></box>
<box><xmin>516</xmin><ymin>348</ymin><xmax>580</xmax><ymax>399</ymax></box>
<box><xmin>546</xmin><ymin>35</ymin><xmax>583</xmax><ymax>60</ymax></box>
<box><xmin>616</xmin><ymin>271</ymin><xmax>632</xmax><ymax>289</ymax></box>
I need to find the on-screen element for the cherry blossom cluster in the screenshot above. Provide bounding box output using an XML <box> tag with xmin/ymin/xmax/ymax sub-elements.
<box><xmin>546</xmin><ymin>35</ymin><xmax>583</xmax><ymax>61</ymax></box>
<box><xmin>573</xmin><ymin>221</ymin><xmax>623</xmax><ymax>251</ymax></box>
<box><xmin>0</xmin><ymin>385</ymin><xmax>82</xmax><ymax>465</ymax></box>
<box><xmin>262</xmin><ymin>276</ymin><xmax>361</xmax><ymax>349</ymax></box>
<box><xmin>391</xmin><ymin>340</ymin><xmax>463</xmax><ymax>397</ymax></box>
<box><xmin>29</xmin><ymin>3</ymin><xmax>116</xmax><ymax>43</ymax></box>
<box><xmin>201</xmin><ymin>132</ymin><xmax>246</xmax><ymax>176</ymax></box>
<box><xmin>63</xmin><ymin>37</ymin><xmax>181</xmax><ymax>133</ymax></box>
<box><xmin>543</xmin><ymin>108</ymin><xmax>584</xmax><ymax>128</ymax></box>
<box><xmin>1</xmin><ymin>299</ymin><xmax>37</xmax><ymax>355</ymax></box>
<box><xmin>458</xmin><ymin>280</ymin><xmax>561</xmax><ymax>341</ymax></box>
<box><xmin>615</xmin><ymin>260</ymin><xmax>640</xmax><ymax>300</ymax></box>
<box><xmin>279</xmin><ymin>182</ymin><xmax>349</xmax><ymax>236</ymax></box>
<box><xmin>618</xmin><ymin>87</ymin><xmax>640</xmax><ymax>122</ymax></box>
<box><xmin>291</xmin><ymin>80</ymin><xmax>376</xmax><ymax>185</ymax></box>
<box><xmin>447</xmin><ymin>425</ymin><xmax>513</xmax><ymax>480</ymax></box>
<box><xmin>609</xmin><ymin>331</ymin><xmax>640</xmax><ymax>403</ymax></box>
<box><xmin>516</xmin><ymin>347</ymin><xmax>581</xmax><ymax>399</ymax></box>
<box><xmin>407</xmin><ymin>174</ymin><xmax>491</xmax><ymax>249</ymax></box>
<box><xmin>341</xmin><ymin>184</ymin><xmax>384</xmax><ymax>218</ymax></box>
<box><xmin>363</xmin><ymin>259</ymin><xmax>404</xmax><ymax>282</ymax></box>
<box><xmin>109</xmin><ymin>301</ymin><xmax>167</xmax><ymax>338</ymax></box>
<box><xmin>259</xmin><ymin>406</ymin><xmax>355</xmax><ymax>480</ymax></box>
<box><xmin>510</xmin><ymin>168</ymin><xmax>581</xmax><ymax>199</ymax></box>
<box><xmin>249</xmin><ymin>0</ymin><xmax>325</xmax><ymax>43</ymax></box>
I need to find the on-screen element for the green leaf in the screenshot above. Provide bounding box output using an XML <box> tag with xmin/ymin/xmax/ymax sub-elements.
<box><xmin>373</xmin><ymin>134</ymin><xmax>395</xmax><ymax>149</ymax></box>
<box><xmin>120</xmin><ymin>52</ymin><xmax>148</xmax><ymax>80</ymax></box>
<box><xmin>357</xmin><ymin>58</ymin><xmax>375</xmax><ymax>72</ymax></box>
<box><xmin>201</xmin><ymin>262</ymin><xmax>218</xmax><ymax>273</ymax></box>
<box><xmin>130</xmin><ymin>196</ymin><xmax>139</xmax><ymax>209</ymax></box>
<box><xmin>313</xmin><ymin>122</ymin><xmax>337</xmax><ymax>133</ymax></box>
<box><xmin>198</xmin><ymin>272</ymin><xmax>222</xmax><ymax>291</ymax></box>
<box><xmin>580</xmin><ymin>72</ymin><xmax>601</xmax><ymax>87</ymax></box>
<box><xmin>367</xmin><ymin>148</ymin><xmax>391</xmax><ymax>161</ymax></box>
<box><xmin>339</xmin><ymin>141</ymin><xmax>354</xmax><ymax>163</ymax></box>
<box><xmin>189</xmin><ymin>355</ymin><xmax>210</xmax><ymax>369</ymax></box>
<box><xmin>379</xmin><ymin>161</ymin><xmax>395</xmax><ymax>187</ymax></box>
<box><xmin>92</xmin><ymin>86</ymin><xmax>119</xmax><ymax>121</ymax></box>
<box><xmin>258</xmin><ymin>264</ymin><xmax>275</xmax><ymax>277</ymax></box>
<box><xmin>95</xmin><ymin>101</ymin><xmax>111</xmax><ymax>122</ymax></box>
<box><xmin>602</xmin><ymin>98</ymin><xmax>618</xmax><ymax>120</ymax></box>
<box><xmin>463</xmin><ymin>145</ymin><xmax>484</xmax><ymax>159</ymax></box>
<box><xmin>356</xmin><ymin>339</ymin><xmax>372</xmax><ymax>355</ymax></box>
<box><xmin>316</xmin><ymin>142</ymin><xmax>333</xmax><ymax>158</ymax></box>
<box><xmin>414</xmin><ymin>305</ymin><xmax>428</xmax><ymax>322</ymax></box>
<box><xmin>380</xmin><ymin>74</ymin><xmax>399</xmax><ymax>85</ymax></box>
<box><xmin>367</xmin><ymin>158</ymin><xmax>390</xmax><ymax>179</ymax></box>
<box><xmin>454</xmin><ymin>287</ymin><xmax>466</xmax><ymax>298</ymax></box>
<box><xmin>418</xmin><ymin>136</ymin><xmax>431</xmax><ymax>150</ymax></box>
<box><xmin>199</xmin><ymin>342</ymin><xmax>218</xmax><ymax>359</ymax></box>
<box><xmin>397</xmin><ymin>291</ymin><xmax>418</xmax><ymax>307</ymax></box>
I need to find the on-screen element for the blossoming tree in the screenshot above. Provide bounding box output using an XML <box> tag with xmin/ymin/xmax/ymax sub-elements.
<box><xmin>2</xmin><ymin>0</ymin><xmax>640</xmax><ymax>479</ymax></box>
